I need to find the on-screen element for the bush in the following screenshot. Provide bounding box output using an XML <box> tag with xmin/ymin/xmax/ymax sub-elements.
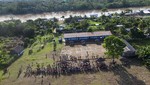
<box><xmin>88</xmin><ymin>27</ymin><xmax>94</xmax><ymax>32</ymax></box>
<box><xmin>28</xmin><ymin>49</ymin><xmax>33</xmax><ymax>55</ymax></box>
<box><xmin>37</xmin><ymin>48</ymin><xmax>41</xmax><ymax>52</ymax></box>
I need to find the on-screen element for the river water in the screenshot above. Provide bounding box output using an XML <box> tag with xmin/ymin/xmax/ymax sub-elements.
<box><xmin>0</xmin><ymin>6</ymin><xmax>150</xmax><ymax>22</ymax></box>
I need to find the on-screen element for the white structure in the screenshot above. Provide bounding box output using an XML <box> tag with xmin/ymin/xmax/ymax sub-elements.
<box><xmin>90</xmin><ymin>14</ymin><xmax>98</xmax><ymax>18</ymax></box>
<box><xmin>143</xmin><ymin>10</ymin><xmax>150</xmax><ymax>15</ymax></box>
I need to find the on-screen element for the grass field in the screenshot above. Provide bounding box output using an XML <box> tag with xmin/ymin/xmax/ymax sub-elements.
<box><xmin>0</xmin><ymin>37</ymin><xmax>150</xmax><ymax>85</ymax></box>
<box><xmin>0</xmin><ymin>36</ymin><xmax>63</xmax><ymax>83</ymax></box>
<box><xmin>88</xmin><ymin>20</ymin><xmax>101</xmax><ymax>25</ymax></box>
<box><xmin>1</xmin><ymin>58</ymin><xmax>150</xmax><ymax>85</ymax></box>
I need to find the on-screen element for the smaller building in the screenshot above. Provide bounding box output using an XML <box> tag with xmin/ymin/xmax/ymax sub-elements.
<box><xmin>56</xmin><ymin>24</ymin><xmax>65</xmax><ymax>32</ymax></box>
<box><xmin>125</xmin><ymin>28</ymin><xmax>131</xmax><ymax>32</ymax></box>
<box><xmin>10</xmin><ymin>45</ymin><xmax>24</xmax><ymax>56</ymax></box>
<box><xmin>90</xmin><ymin>14</ymin><xmax>98</xmax><ymax>18</ymax></box>
<box><xmin>122</xmin><ymin>39</ymin><xmax>136</xmax><ymax>57</ymax></box>
<box><xmin>116</xmin><ymin>25</ymin><xmax>124</xmax><ymax>27</ymax></box>
<box><xmin>143</xmin><ymin>10</ymin><xmax>150</xmax><ymax>15</ymax></box>
<box><xmin>125</xmin><ymin>11</ymin><xmax>140</xmax><ymax>16</ymax></box>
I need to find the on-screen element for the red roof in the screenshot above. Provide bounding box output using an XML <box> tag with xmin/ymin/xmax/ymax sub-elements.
<box><xmin>64</xmin><ymin>31</ymin><xmax>112</xmax><ymax>38</ymax></box>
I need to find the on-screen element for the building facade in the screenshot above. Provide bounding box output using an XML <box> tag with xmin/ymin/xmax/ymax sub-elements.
<box><xmin>64</xmin><ymin>31</ymin><xmax>112</xmax><ymax>45</ymax></box>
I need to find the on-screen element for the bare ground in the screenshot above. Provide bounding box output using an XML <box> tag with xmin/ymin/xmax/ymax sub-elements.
<box><xmin>0</xmin><ymin>44</ymin><xmax>150</xmax><ymax>85</ymax></box>
<box><xmin>1</xmin><ymin>63</ymin><xmax>150</xmax><ymax>85</ymax></box>
<box><xmin>60</xmin><ymin>44</ymin><xmax>106</xmax><ymax>59</ymax></box>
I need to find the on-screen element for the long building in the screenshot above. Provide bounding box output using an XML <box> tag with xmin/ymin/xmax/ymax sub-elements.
<box><xmin>64</xmin><ymin>31</ymin><xmax>112</xmax><ymax>45</ymax></box>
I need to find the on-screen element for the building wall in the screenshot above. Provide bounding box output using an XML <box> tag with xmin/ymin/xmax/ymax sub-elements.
<box><xmin>64</xmin><ymin>36</ymin><xmax>106</xmax><ymax>44</ymax></box>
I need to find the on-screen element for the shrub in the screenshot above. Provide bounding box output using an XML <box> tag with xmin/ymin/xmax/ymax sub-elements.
<box><xmin>28</xmin><ymin>49</ymin><xmax>33</xmax><ymax>55</ymax></box>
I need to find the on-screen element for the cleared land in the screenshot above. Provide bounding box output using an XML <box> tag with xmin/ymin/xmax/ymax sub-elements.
<box><xmin>61</xmin><ymin>44</ymin><xmax>106</xmax><ymax>59</ymax></box>
<box><xmin>0</xmin><ymin>59</ymin><xmax>150</xmax><ymax>85</ymax></box>
<box><xmin>0</xmin><ymin>44</ymin><xmax>150</xmax><ymax>85</ymax></box>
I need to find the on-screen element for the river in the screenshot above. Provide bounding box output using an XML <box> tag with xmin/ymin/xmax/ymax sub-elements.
<box><xmin>0</xmin><ymin>6</ymin><xmax>150</xmax><ymax>22</ymax></box>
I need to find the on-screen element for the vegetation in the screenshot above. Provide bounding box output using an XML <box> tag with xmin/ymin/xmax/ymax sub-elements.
<box><xmin>0</xmin><ymin>18</ymin><xmax>59</xmax><ymax>70</ymax></box>
<box><xmin>129</xmin><ymin>39</ymin><xmax>150</xmax><ymax>68</ymax></box>
<box><xmin>64</xmin><ymin>15</ymin><xmax>150</xmax><ymax>38</ymax></box>
<box><xmin>0</xmin><ymin>19</ymin><xmax>58</xmax><ymax>37</ymax></box>
<box><xmin>0</xmin><ymin>10</ymin><xmax>150</xmax><ymax>84</ymax></box>
<box><xmin>103</xmin><ymin>36</ymin><xmax>126</xmax><ymax>63</ymax></box>
<box><xmin>0</xmin><ymin>37</ymin><xmax>63</xmax><ymax>82</ymax></box>
<box><xmin>137</xmin><ymin>46</ymin><xmax>150</xmax><ymax>68</ymax></box>
<box><xmin>0</xmin><ymin>50</ymin><xmax>11</xmax><ymax>68</ymax></box>
<box><xmin>0</xmin><ymin>0</ymin><xmax>150</xmax><ymax>15</ymax></box>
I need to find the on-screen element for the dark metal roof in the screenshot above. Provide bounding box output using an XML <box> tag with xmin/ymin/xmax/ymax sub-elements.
<box><xmin>11</xmin><ymin>45</ymin><xmax>24</xmax><ymax>54</ymax></box>
<box><xmin>64</xmin><ymin>31</ymin><xmax>112</xmax><ymax>38</ymax></box>
<box><xmin>122</xmin><ymin>39</ymin><xmax>136</xmax><ymax>52</ymax></box>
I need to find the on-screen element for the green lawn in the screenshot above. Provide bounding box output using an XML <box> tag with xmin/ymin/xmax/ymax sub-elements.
<box><xmin>0</xmin><ymin>70</ymin><xmax>3</xmax><ymax>81</ymax></box>
<box><xmin>1</xmin><ymin>37</ymin><xmax>150</xmax><ymax>85</ymax></box>
<box><xmin>88</xmin><ymin>20</ymin><xmax>101</xmax><ymax>25</ymax></box>
<box><xmin>0</xmin><ymin>37</ymin><xmax>63</xmax><ymax>82</ymax></box>
<box><xmin>88</xmin><ymin>20</ymin><xmax>105</xmax><ymax>31</ymax></box>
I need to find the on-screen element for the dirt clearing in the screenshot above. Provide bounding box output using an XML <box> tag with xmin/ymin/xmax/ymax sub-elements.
<box><xmin>61</xmin><ymin>44</ymin><xmax>106</xmax><ymax>59</ymax></box>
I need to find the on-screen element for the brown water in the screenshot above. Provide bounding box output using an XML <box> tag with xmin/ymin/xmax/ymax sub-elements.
<box><xmin>0</xmin><ymin>6</ymin><xmax>150</xmax><ymax>22</ymax></box>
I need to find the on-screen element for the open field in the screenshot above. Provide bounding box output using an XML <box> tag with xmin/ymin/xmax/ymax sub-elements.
<box><xmin>0</xmin><ymin>37</ymin><xmax>63</xmax><ymax>84</ymax></box>
<box><xmin>61</xmin><ymin>44</ymin><xmax>106</xmax><ymax>59</ymax></box>
<box><xmin>0</xmin><ymin>58</ymin><xmax>150</xmax><ymax>85</ymax></box>
<box><xmin>0</xmin><ymin>43</ymin><xmax>150</xmax><ymax>85</ymax></box>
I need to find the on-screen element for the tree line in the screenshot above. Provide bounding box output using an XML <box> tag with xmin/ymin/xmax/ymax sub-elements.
<box><xmin>0</xmin><ymin>18</ymin><xmax>58</xmax><ymax>48</ymax></box>
<box><xmin>0</xmin><ymin>0</ymin><xmax>150</xmax><ymax>15</ymax></box>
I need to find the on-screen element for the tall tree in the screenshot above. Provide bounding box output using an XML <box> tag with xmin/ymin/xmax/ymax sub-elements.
<box><xmin>137</xmin><ymin>46</ymin><xmax>150</xmax><ymax>59</ymax></box>
<box><xmin>103</xmin><ymin>36</ymin><xmax>126</xmax><ymax>63</ymax></box>
<box><xmin>101</xmin><ymin>8</ymin><xmax>108</xmax><ymax>15</ymax></box>
<box><xmin>129</xmin><ymin>27</ymin><xmax>145</xmax><ymax>39</ymax></box>
<box><xmin>137</xmin><ymin>46</ymin><xmax>150</xmax><ymax>68</ymax></box>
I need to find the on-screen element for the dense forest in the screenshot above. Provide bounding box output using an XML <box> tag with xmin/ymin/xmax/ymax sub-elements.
<box><xmin>0</xmin><ymin>0</ymin><xmax>150</xmax><ymax>15</ymax></box>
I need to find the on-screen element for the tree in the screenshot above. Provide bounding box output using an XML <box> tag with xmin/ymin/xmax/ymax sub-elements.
<box><xmin>120</xmin><ymin>27</ymin><xmax>128</xmax><ymax>35</ymax></box>
<box><xmin>53</xmin><ymin>40</ymin><xmax>57</xmax><ymax>51</ymax></box>
<box><xmin>137</xmin><ymin>46</ymin><xmax>150</xmax><ymax>68</ymax></box>
<box><xmin>88</xmin><ymin>27</ymin><xmax>94</xmax><ymax>32</ymax></box>
<box><xmin>103</xmin><ymin>36</ymin><xmax>126</xmax><ymax>63</ymax></box>
<box><xmin>61</xmin><ymin>16</ymin><xmax>65</xmax><ymax>18</ymax></box>
<box><xmin>53</xmin><ymin>17</ymin><xmax>58</xmax><ymax>22</ymax></box>
<box><xmin>129</xmin><ymin>27</ymin><xmax>145</xmax><ymax>39</ymax></box>
<box><xmin>101</xmin><ymin>8</ymin><xmax>108</xmax><ymax>15</ymax></box>
<box><xmin>0</xmin><ymin>50</ymin><xmax>9</xmax><ymax>66</ymax></box>
<box><xmin>107</xmin><ymin>0</ymin><xmax>114</xmax><ymax>3</ymax></box>
<box><xmin>122</xmin><ymin>0</ymin><xmax>128</xmax><ymax>7</ymax></box>
<box><xmin>138</xmin><ymin>20</ymin><xmax>147</xmax><ymax>30</ymax></box>
<box><xmin>125</xmin><ymin>8</ymin><xmax>133</xmax><ymax>13</ymax></box>
<box><xmin>137</xmin><ymin>46</ymin><xmax>150</xmax><ymax>59</ymax></box>
<box><xmin>101</xmin><ymin>8</ymin><xmax>108</xmax><ymax>12</ymax></box>
<box><xmin>80</xmin><ymin>20</ymin><xmax>89</xmax><ymax>29</ymax></box>
<box><xmin>23</xmin><ymin>27</ymin><xmax>35</xmax><ymax>38</ymax></box>
<box><xmin>145</xmin><ymin>28</ymin><xmax>150</xmax><ymax>35</ymax></box>
<box><xmin>104</xmin><ymin>22</ymin><xmax>115</xmax><ymax>31</ymax></box>
<box><xmin>1</xmin><ymin>0</ymin><xmax>150</xmax><ymax>15</ymax></box>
